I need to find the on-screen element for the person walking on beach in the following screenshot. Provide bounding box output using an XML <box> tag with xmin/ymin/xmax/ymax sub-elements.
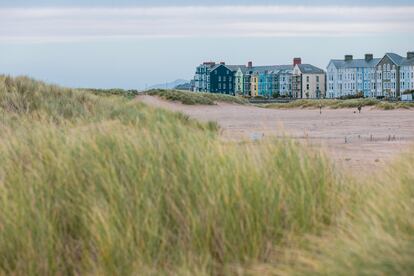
<box><xmin>357</xmin><ymin>105</ymin><xmax>362</xmax><ymax>114</ymax></box>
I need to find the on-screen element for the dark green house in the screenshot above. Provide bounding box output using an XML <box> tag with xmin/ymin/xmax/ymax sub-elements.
<box><xmin>209</xmin><ymin>64</ymin><xmax>235</xmax><ymax>95</ymax></box>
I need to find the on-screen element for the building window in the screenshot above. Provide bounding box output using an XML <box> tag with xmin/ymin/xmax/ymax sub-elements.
<box><xmin>316</xmin><ymin>76</ymin><xmax>320</xmax><ymax>82</ymax></box>
<box><xmin>306</xmin><ymin>84</ymin><xmax>310</xmax><ymax>90</ymax></box>
<box><xmin>218</xmin><ymin>76</ymin><xmax>221</xmax><ymax>81</ymax></box>
<box><xmin>306</xmin><ymin>76</ymin><xmax>310</xmax><ymax>82</ymax></box>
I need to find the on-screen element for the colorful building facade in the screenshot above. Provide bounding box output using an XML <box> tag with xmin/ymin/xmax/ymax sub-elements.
<box><xmin>326</xmin><ymin>52</ymin><xmax>414</xmax><ymax>99</ymax></box>
<box><xmin>193</xmin><ymin>59</ymin><xmax>324</xmax><ymax>98</ymax></box>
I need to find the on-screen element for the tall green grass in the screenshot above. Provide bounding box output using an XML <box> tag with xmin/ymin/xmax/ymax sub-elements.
<box><xmin>266</xmin><ymin>150</ymin><xmax>414</xmax><ymax>275</ymax></box>
<box><xmin>0</xmin><ymin>76</ymin><xmax>342</xmax><ymax>274</ymax></box>
<box><xmin>1</xmin><ymin>75</ymin><xmax>414</xmax><ymax>275</ymax></box>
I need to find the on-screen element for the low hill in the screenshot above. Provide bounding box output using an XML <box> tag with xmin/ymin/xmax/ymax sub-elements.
<box><xmin>147</xmin><ymin>79</ymin><xmax>189</xmax><ymax>90</ymax></box>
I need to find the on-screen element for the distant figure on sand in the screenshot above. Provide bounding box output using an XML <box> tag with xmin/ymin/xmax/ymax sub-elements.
<box><xmin>358</xmin><ymin>105</ymin><xmax>362</xmax><ymax>114</ymax></box>
<box><xmin>319</xmin><ymin>103</ymin><xmax>322</xmax><ymax>114</ymax></box>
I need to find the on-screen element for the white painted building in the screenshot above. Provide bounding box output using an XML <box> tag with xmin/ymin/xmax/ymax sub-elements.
<box><xmin>400</xmin><ymin>52</ymin><xmax>414</xmax><ymax>93</ymax></box>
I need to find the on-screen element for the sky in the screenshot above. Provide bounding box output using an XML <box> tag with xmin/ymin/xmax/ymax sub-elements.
<box><xmin>1</xmin><ymin>0</ymin><xmax>414</xmax><ymax>89</ymax></box>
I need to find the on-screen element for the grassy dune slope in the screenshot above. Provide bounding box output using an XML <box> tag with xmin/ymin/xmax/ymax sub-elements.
<box><xmin>0</xmin><ymin>76</ymin><xmax>340</xmax><ymax>275</ymax></box>
<box><xmin>265</xmin><ymin>98</ymin><xmax>414</xmax><ymax>110</ymax></box>
<box><xmin>147</xmin><ymin>89</ymin><xmax>249</xmax><ymax>105</ymax></box>
<box><xmin>0</xmin><ymin>75</ymin><xmax>413</xmax><ymax>275</ymax></box>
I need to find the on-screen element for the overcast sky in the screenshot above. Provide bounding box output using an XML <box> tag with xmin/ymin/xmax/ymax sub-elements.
<box><xmin>1</xmin><ymin>0</ymin><xmax>414</xmax><ymax>89</ymax></box>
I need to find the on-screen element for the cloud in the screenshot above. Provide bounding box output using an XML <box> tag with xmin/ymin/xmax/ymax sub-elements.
<box><xmin>1</xmin><ymin>5</ymin><xmax>414</xmax><ymax>43</ymax></box>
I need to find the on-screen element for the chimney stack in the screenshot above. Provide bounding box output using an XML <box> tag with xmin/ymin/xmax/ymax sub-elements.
<box><xmin>365</xmin><ymin>54</ymin><xmax>373</xmax><ymax>61</ymax></box>
<box><xmin>407</xmin><ymin>52</ymin><xmax>414</xmax><ymax>59</ymax></box>
<box><xmin>203</xmin><ymin>61</ymin><xmax>216</xmax><ymax>66</ymax></box>
<box><xmin>293</xmin><ymin>57</ymin><xmax>302</xmax><ymax>66</ymax></box>
<box><xmin>248</xmin><ymin>61</ymin><xmax>253</xmax><ymax>68</ymax></box>
<box><xmin>345</xmin><ymin>55</ymin><xmax>353</xmax><ymax>61</ymax></box>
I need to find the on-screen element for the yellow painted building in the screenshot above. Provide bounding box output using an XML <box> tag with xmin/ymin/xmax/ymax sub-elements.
<box><xmin>250</xmin><ymin>73</ymin><xmax>259</xmax><ymax>96</ymax></box>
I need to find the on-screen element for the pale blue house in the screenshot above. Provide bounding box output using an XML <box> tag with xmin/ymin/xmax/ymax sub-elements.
<box><xmin>400</xmin><ymin>52</ymin><xmax>414</xmax><ymax>92</ymax></box>
<box><xmin>256</xmin><ymin>65</ymin><xmax>293</xmax><ymax>97</ymax></box>
<box><xmin>275</xmin><ymin>69</ymin><xmax>293</xmax><ymax>96</ymax></box>
<box><xmin>327</xmin><ymin>54</ymin><xmax>380</xmax><ymax>98</ymax></box>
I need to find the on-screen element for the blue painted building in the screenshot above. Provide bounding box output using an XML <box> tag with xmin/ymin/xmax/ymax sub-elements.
<box><xmin>255</xmin><ymin>65</ymin><xmax>293</xmax><ymax>97</ymax></box>
<box><xmin>258</xmin><ymin>70</ymin><xmax>272</xmax><ymax>97</ymax></box>
<box><xmin>327</xmin><ymin>54</ymin><xmax>380</xmax><ymax>98</ymax></box>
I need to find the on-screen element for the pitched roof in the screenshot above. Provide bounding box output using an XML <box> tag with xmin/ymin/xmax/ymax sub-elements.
<box><xmin>248</xmin><ymin>65</ymin><xmax>293</xmax><ymax>74</ymax></box>
<box><xmin>208</xmin><ymin>64</ymin><xmax>294</xmax><ymax>74</ymax></box>
<box><xmin>401</xmin><ymin>57</ymin><xmax>414</xmax><ymax>66</ymax></box>
<box><xmin>297</xmin><ymin>64</ymin><xmax>325</xmax><ymax>74</ymax></box>
<box><xmin>226</xmin><ymin>65</ymin><xmax>247</xmax><ymax>71</ymax></box>
<box><xmin>385</xmin><ymin>53</ymin><xmax>405</xmax><ymax>66</ymax></box>
<box><xmin>329</xmin><ymin>58</ymin><xmax>380</xmax><ymax>69</ymax></box>
<box><xmin>210</xmin><ymin>64</ymin><xmax>250</xmax><ymax>73</ymax></box>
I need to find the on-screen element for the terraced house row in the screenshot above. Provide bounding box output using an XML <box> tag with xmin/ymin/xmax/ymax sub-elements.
<box><xmin>327</xmin><ymin>52</ymin><xmax>414</xmax><ymax>98</ymax></box>
<box><xmin>193</xmin><ymin>51</ymin><xmax>414</xmax><ymax>99</ymax></box>
<box><xmin>193</xmin><ymin>58</ymin><xmax>326</xmax><ymax>99</ymax></box>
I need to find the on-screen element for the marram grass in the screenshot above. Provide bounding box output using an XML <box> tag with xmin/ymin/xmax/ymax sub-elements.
<box><xmin>258</xmin><ymin>150</ymin><xmax>414</xmax><ymax>276</ymax></box>
<box><xmin>0</xmin><ymin>75</ymin><xmax>413</xmax><ymax>275</ymax></box>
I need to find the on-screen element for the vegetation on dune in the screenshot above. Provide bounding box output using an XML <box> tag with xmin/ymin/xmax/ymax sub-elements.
<box><xmin>271</xmin><ymin>151</ymin><xmax>414</xmax><ymax>275</ymax></box>
<box><xmin>0</xmin><ymin>75</ymin><xmax>413</xmax><ymax>275</ymax></box>
<box><xmin>0</xmin><ymin>75</ymin><xmax>340</xmax><ymax>274</ymax></box>
<box><xmin>147</xmin><ymin>89</ymin><xmax>249</xmax><ymax>105</ymax></box>
<box><xmin>264</xmin><ymin>98</ymin><xmax>414</xmax><ymax>110</ymax></box>
<box><xmin>82</xmin><ymin>88</ymin><xmax>140</xmax><ymax>99</ymax></box>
